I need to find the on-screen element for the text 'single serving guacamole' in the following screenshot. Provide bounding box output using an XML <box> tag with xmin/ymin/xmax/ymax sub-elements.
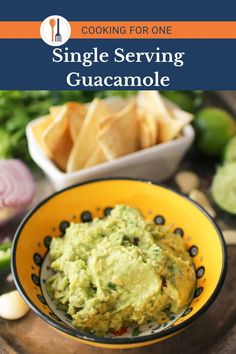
<box><xmin>47</xmin><ymin>205</ymin><xmax>195</xmax><ymax>334</ymax></box>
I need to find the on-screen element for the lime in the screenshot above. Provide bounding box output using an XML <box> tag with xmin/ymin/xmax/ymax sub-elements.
<box><xmin>223</xmin><ymin>135</ymin><xmax>236</xmax><ymax>163</ymax></box>
<box><xmin>212</xmin><ymin>162</ymin><xmax>236</xmax><ymax>214</ymax></box>
<box><xmin>194</xmin><ymin>107</ymin><xmax>236</xmax><ymax>156</ymax></box>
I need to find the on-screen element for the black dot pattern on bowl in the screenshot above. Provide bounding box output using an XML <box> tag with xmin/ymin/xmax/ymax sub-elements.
<box><xmin>182</xmin><ymin>307</ymin><xmax>193</xmax><ymax>317</ymax></box>
<box><xmin>188</xmin><ymin>245</ymin><xmax>198</xmax><ymax>257</ymax></box>
<box><xmin>154</xmin><ymin>215</ymin><xmax>165</xmax><ymax>225</ymax></box>
<box><xmin>37</xmin><ymin>294</ymin><xmax>47</xmax><ymax>305</ymax></box>
<box><xmin>80</xmin><ymin>211</ymin><xmax>92</xmax><ymax>223</ymax></box>
<box><xmin>59</xmin><ymin>221</ymin><xmax>70</xmax><ymax>233</ymax></box>
<box><xmin>104</xmin><ymin>207</ymin><xmax>113</xmax><ymax>217</ymax></box>
<box><xmin>196</xmin><ymin>266</ymin><xmax>205</xmax><ymax>278</ymax></box>
<box><xmin>44</xmin><ymin>236</ymin><xmax>52</xmax><ymax>248</ymax></box>
<box><xmin>31</xmin><ymin>274</ymin><xmax>40</xmax><ymax>286</ymax></box>
<box><xmin>194</xmin><ymin>287</ymin><xmax>203</xmax><ymax>298</ymax></box>
<box><xmin>33</xmin><ymin>253</ymin><xmax>42</xmax><ymax>266</ymax></box>
<box><xmin>174</xmin><ymin>228</ymin><xmax>184</xmax><ymax>237</ymax></box>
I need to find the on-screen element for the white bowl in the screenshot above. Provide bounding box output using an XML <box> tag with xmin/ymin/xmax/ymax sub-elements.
<box><xmin>26</xmin><ymin>118</ymin><xmax>194</xmax><ymax>190</ymax></box>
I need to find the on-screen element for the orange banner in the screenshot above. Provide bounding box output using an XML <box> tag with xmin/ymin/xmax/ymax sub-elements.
<box><xmin>0</xmin><ymin>21</ymin><xmax>236</xmax><ymax>39</ymax></box>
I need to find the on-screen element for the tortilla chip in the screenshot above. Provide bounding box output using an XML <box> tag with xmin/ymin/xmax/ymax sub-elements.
<box><xmin>137</xmin><ymin>91</ymin><xmax>171</xmax><ymax>120</ymax></box>
<box><xmin>159</xmin><ymin>98</ymin><xmax>193</xmax><ymax>143</ymax></box>
<box><xmin>137</xmin><ymin>91</ymin><xmax>193</xmax><ymax>143</ymax></box>
<box><xmin>43</xmin><ymin>105</ymin><xmax>73</xmax><ymax>171</ymax></box>
<box><xmin>50</xmin><ymin>103</ymin><xmax>87</xmax><ymax>142</ymax></box>
<box><xmin>98</xmin><ymin>100</ymin><xmax>138</xmax><ymax>160</ymax></box>
<box><xmin>98</xmin><ymin>115</ymin><xmax>114</xmax><ymax>131</ymax></box>
<box><xmin>44</xmin><ymin>105</ymin><xmax>70</xmax><ymax>150</ymax></box>
<box><xmin>64</xmin><ymin>102</ymin><xmax>87</xmax><ymax>142</ymax></box>
<box><xmin>138</xmin><ymin>112</ymin><xmax>157</xmax><ymax>149</ymax></box>
<box><xmin>163</xmin><ymin>97</ymin><xmax>193</xmax><ymax>123</ymax></box>
<box><xmin>31</xmin><ymin>115</ymin><xmax>55</xmax><ymax>157</ymax></box>
<box><xmin>105</xmin><ymin>96</ymin><xmax>132</xmax><ymax>112</ymax></box>
<box><xmin>67</xmin><ymin>98</ymin><xmax>113</xmax><ymax>172</ymax></box>
<box><xmin>49</xmin><ymin>106</ymin><xmax>62</xmax><ymax>117</ymax></box>
<box><xmin>49</xmin><ymin>127</ymin><xmax>73</xmax><ymax>171</ymax></box>
<box><xmin>84</xmin><ymin>147</ymin><xmax>107</xmax><ymax>169</ymax></box>
<box><xmin>137</xmin><ymin>92</ymin><xmax>159</xmax><ymax>147</ymax></box>
<box><xmin>156</xmin><ymin>117</ymin><xmax>182</xmax><ymax>143</ymax></box>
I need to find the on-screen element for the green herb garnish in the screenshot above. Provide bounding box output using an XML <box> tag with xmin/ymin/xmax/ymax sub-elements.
<box><xmin>132</xmin><ymin>327</ymin><xmax>141</xmax><ymax>336</ymax></box>
<box><xmin>107</xmin><ymin>282</ymin><xmax>117</xmax><ymax>290</ymax></box>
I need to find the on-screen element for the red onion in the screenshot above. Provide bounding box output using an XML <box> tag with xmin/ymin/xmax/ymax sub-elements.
<box><xmin>0</xmin><ymin>160</ymin><xmax>35</xmax><ymax>226</ymax></box>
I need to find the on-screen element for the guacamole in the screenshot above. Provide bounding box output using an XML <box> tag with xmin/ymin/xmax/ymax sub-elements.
<box><xmin>47</xmin><ymin>205</ymin><xmax>195</xmax><ymax>334</ymax></box>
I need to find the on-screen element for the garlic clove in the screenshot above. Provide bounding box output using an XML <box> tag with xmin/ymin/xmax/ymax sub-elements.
<box><xmin>0</xmin><ymin>290</ymin><xmax>30</xmax><ymax>320</ymax></box>
<box><xmin>223</xmin><ymin>230</ymin><xmax>236</xmax><ymax>245</ymax></box>
<box><xmin>189</xmin><ymin>189</ymin><xmax>216</xmax><ymax>218</ymax></box>
<box><xmin>175</xmin><ymin>171</ymin><xmax>200</xmax><ymax>194</ymax></box>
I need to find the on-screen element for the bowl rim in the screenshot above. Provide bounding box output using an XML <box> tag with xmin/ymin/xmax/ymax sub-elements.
<box><xmin>11</xmin><ymin>177</ymin><xmax>227</xmax><ymax>345</ymax></box>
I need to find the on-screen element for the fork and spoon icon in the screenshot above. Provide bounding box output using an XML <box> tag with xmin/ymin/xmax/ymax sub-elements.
<box><xmin>49</xmin><ymin>18</ymin><xmax>62</xmax><ymax>43</ymax></box>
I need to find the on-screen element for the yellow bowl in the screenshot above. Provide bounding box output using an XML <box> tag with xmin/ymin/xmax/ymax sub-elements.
<box><xmin>11</xmin><ymin>178</ymin><xmax>227</xmax><ymax>349</ymax></box>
